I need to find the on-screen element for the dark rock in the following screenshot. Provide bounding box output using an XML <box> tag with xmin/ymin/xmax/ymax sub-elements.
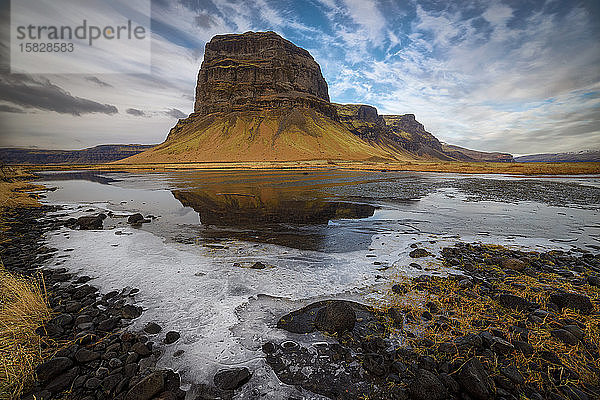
<box><xmin>97</xmin><ymin>317</ymin><xmax>119</xmax><ymax>331</ymax></box>
<box><xmin>73</xmin><ymin>285</ymin><xmax>97</xmax><ymax>300</ymax></box>
<box><xmin>391</xmin><ymin>284</ymin><xmax>406</xmax><ymax>294</ymax></box>
<box><xmin>426</xmin><ymin>301</ymin><xmax>439</xmax><ymax>314</ymax></box>
<box><xmin>410</xmin><ymin>248</ymin><xmax>432</xmax><ymax>258</ymax></box>
<box><xmin>549</xmin><ymin>292</ymin><xmax>594</xmax><ymax>313</ymax></box>
<box><xmin>131</xmin><ymin>342</ymin><xmax>151</xmax><ymax>356</ymax></box>
<box><xmin>121</xmin><ymin>305</ymin><xmax>142</xmax><ymax>319</ymax></box>
<box><xmin>102</xmin><ymin>373</ymin><xmax>123</xmax><ymax>391</ymax></box>
<box><xmin>77</xmin><ymin>214</ymin><xmax>106</xmax><ymax>230</ymax></box>
<box><xmin>439</xmin><ymin>333</ymin><xmax>482</xmax><ymax>355</ymax></box>
<box><xmin>408</xmin><ymin>369</ymin><xmax>448</xmax><ymax>400</ymax></box>
<box><xmin>439</xmin><ymin>372</ymin><xmax>460</xmax><ymax>393</ymax></box>
<box><xmin>501</xmin><ymin>258</ymin><xmax>526</xmax><ymax>271</ymax></box>
<box><xmin>74</xmin><ymin>275</ymin><xmax>92</xmax><ymax>284</ymax></box>
<box><xmin>562</xmin><ymin>324</ymin><xmax>584</xmax><ymax>340</ymax></box>
<box><xmin>109</xmin><ymin>357</ymin><xmax>123</xmax><ymax>369</ymax></box>
<box><xmin>250</xmin><ymin>261</ymin><xmax>267</xmax><ymax>269</ymax></box>
<box><xmin>96</xmin><ymin>367</ymin><xmax>109</xmax><ymax>378</ymax></box>
<box><xmin>457</xmin><ymin>358</ymin><xmax>495</xmax><ymax>400</ymax></box>
<box><xmin>144</xmin><ymin>322</ymin><xmax>162</xmax><ymax>334</ymax></box>
<box><xmin>35</xmin><ymin>357</ymin><xmax>73</xmax><ymax>382</ymax></box>
<box><xmin>23</xmin><ymin>389</ymin><xmax>52</xmax><ymax>400</ymax></box>
<box><xmin>314</xmin><ymin>301</ymin><xmax>356</xmax><ymax>335</ymax></box>
<box><xmin>551</xmin><ymin>329</ymin><xmax>579</xmax><ymax>345</ymax></box>
<box><xmin>261</xmin><ymin>342</ymin><xmax>275</xmax><ymax>354</ymax></box>
<box><xmin>75</xmin><ymin>348</ymin><xmax>100</xmax><ymax>363</ymax></box>
<box><xmin>587</xmin><ymin>275</ymin><xmax>600</xmax><ymax>287</ymax></box>
<box><xmin>164</xmin><ymin>331</ymin><xmax>180</xmax><ymax>344</ymax></box>
<box><xmin>128</xmin><ymin>213</ymin><xmax>145</xmax><ymax>224</ymax></box>
<box><xmin>213</xmin><ymin>367</ymin><xmax>251</xmax><ymax>391</ymax></box>
<box><xmin>44</xmin><ymin>367</ymin><xmax>79</xmax><ymax>393</ymax></box>
<box><xmin>52</xmin><ymin>313</ymin><xmax>73</xmax><ymax>326</ymax></box>
<box><xmin>154</xmin><ymin>392</ymin><xmax>177</xmax><ymax>400</ymax></box>
<box><xmin>37</xmin><ymin>322</ymin><xmax>63</xmax><ymax>337</ymax></box>
<box><xmin>491</xmin><ymin>337</ymin><xmax>514</xmax><ymax>355</ymax></box>
<box><xmin>512</xmin><ymin>340</ymin><xmax>534</xmax><ymax>355</ymax></box>
<box><xmin>125</xmin><ymin>371</ymin><xmax>165</xmax><ymax>400</ymax></box>
<box><xmin>540</xmin><ymin>350</ymin><xmax>561</xmax><ymax>364</ymax></box>
<box><xmin>363</xmin><ymin>353</ymin><xmax>386</xmax><ymax>376</ymax></box>
<box><xmin>84</xmin><ymin>377</ymin><xmax>102</xmax><ymax>389</ymax></box>
<box><xmin>388</xmin><ymin>307</ymin><xmax>404</xmax><ymax>326</ymax></box>
<box><xmin>124</xmin><ymin>363</ymin><xmax>138</xmax><ymax>377</ymax></box>
<box><xmin>560</xmin><ymin>385</ymin><xmax>589</xmax><ymax>400</ymax></box>
<box><xmin>500</xmin><ymin>365</ymin><xmax>525</xmax><ymax>385</ymax></box>
<box><xmin>498</xmin><ymin>294</ymin><xmax>532</xmax><ymax>311</ymax></box>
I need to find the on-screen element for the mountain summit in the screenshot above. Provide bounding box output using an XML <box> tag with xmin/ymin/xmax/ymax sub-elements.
<box><xmin>194</xmin><ymin>31</ymin><xmax>334</xmax><ymax>118</ymax></box>
<box><xmin>125</xmin><ymin>31</ymin><xmax>511</xmax><ymax>163</ymax></box>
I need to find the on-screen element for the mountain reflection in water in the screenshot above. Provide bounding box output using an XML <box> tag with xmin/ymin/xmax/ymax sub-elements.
<box><xmin>171</xmin><ymin>188</ymin><xmax>377</xmax><ymax>252</ymax></box>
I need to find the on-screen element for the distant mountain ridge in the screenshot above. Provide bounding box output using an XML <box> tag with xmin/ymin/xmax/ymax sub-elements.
<box><xmin>514</xmin><ymin>150</ymin><xmax>600</xmax><ymax>163</ymax></box>
<box><xmin>441</xmin><ymin>143</ymin><xmax>514</xmax><ymax>162</ymax></box>
<box><xmin>0</xmin><ymin>144</ymin><xmax>155</xmax><ymax>165</ymax></box>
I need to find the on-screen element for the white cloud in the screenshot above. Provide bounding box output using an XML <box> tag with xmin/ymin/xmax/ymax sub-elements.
<box><xmin>482</xmin><ymin>3</ymin><xmax>513</xmax><ymax>27</ymax></box>
<box><xmin>1</xmin><ymin>0</ymin><xmax>598</xmax><ymax>154</ymax></box>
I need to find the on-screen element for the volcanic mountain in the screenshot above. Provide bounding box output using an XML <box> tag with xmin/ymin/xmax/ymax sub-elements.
<box><xmin>124</xmin><ymin>31</ymin><xmax>512</xmax><ymax>163</ymax></box>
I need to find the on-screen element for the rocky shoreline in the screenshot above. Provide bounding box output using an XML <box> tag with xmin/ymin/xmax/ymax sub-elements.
<box><xmin>1</xmin><ymin>206</ymin><xmax>187</xmax><ymax>400</ymax></box>
<box><xmin>265</xmin><ymin>243</ymin><xmax>600</xmax><ymax>400</ymax></box>
<box><xmin>2</xmin><ymin>202</ymin><xmax>599</xmax><ymax>400</ymax></box>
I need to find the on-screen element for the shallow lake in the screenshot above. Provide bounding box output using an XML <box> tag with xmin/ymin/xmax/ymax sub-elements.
<box><xmin>36</xmin><ymin>169</ymin><xmax>600</xmax><ymax>397</ymax></box>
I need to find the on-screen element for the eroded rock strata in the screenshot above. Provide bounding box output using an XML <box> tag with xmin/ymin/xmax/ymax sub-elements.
<box><xmin>194</xmin><ymin>31</ymin><xmax>335</xmax><ymax>118</ymax></box>
<box><xmin>124</xmin><ymin>31</ymin><xmax>513</xmax><ymax>163</ymax></box>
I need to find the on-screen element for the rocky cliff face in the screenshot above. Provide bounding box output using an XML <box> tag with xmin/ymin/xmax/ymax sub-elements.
<box><xmin>383</xmin><ymin>114</ymin><xmax>443</xmax><ymax>152</ymax></box>
<box><xmin>125</xmin><ymin>31</ymin><xmax>512</xmax><ymax>164</ymax></box>
<box><xmin>194</xmin><ymin>31</ymin><xmax>335</xmax><ymax>118</ymax></box>
<box><xmin>334</xmin><ymin>104</ymin><xmax>449</xmax><ymax>158</ymax></box>
<box><xmin>335</xmin><ymin>104</ymin><xmax>386</xmax><ymax>141</ymax></box>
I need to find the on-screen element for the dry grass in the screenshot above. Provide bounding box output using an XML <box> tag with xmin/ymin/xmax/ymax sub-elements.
<box><xmin>377</xmin><ymin>264</ymin><xmax>600</xmax><ymax>393</ymax></box>
<box><xmin>0</xmin><ymin>265</ymin><xmax>52</xmax><ymax>399</ymax></box>
<box><xmin>0</xmin><ymin>165</ymin><xmax>52</xmax><ymax>399</ymax></box>
<box><xmin>24</xmin><ymin>160</ymin><xmax>600</xmax><ymax>176</ymax></box>
<box><xmin>0</xmin><ymin>165</ymin><xmax>41</xmax><ymax>211</ymax></box>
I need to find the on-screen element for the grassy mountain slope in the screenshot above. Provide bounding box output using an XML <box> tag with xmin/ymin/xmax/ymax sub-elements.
<box><xmin>123</xmin><ymin>108</ymin><xmax>414</xmax><ymax>163</ymax></box>
<box><xmin>441</xmin><ymin>143</ymin><xmax>513</xmax><ymax>162</ymax></box>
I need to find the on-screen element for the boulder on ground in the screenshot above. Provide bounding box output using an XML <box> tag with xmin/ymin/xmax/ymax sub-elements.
<box><xmin>77</xmin><ymin>214</ymin><xmax>106</xmax><ymax>230</ymax></box>
<box><xmin>315</xmin><ymin>301</ymin><xmax>356</xmax><ymax>335</ymax></box>
<box><xmin>549</xmin><ymin>292</ymin><xmax>594</xmax><ymax>313</ymax></box>
<box><xmin>501</xmin><ymin>258</ymin><xmax>526</xmax><ymax>271</ymax></box>
<box><xmin>213</xmin><ymin>367</ymin><xmax>251</xmax><ymax>391</ymax></box>
<box><xmin>125</xmin><ymin>371</ymin><xmax>165</xmax><ymax>400</ymax></box>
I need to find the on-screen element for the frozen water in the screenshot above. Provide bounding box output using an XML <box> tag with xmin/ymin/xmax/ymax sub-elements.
<box><xmin>38</xmin><ymin>169</ymin><xmax>600</xmax><ymax>397</ymax></box>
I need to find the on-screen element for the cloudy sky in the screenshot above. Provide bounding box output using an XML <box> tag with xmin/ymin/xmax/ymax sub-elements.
<box><xmin>0</xmin><ymin>0</ymin><xmax>599</xmax><ymax>155</ymax></box>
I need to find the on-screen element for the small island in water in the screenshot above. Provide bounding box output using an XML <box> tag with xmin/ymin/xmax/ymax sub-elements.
<box><xmin>0</xmin><ymin>31</ymin><xmax>599</xmax><ymax>400</ymax></box>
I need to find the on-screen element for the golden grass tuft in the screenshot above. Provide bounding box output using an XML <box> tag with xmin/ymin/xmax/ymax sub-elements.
<box><xmin>376</xmin><ymin>262</ymin><xmax>600</xmax><ymax>393</ymax></box>
<box><xmin>0</xmin><ymin>165</ymin><xmax>52</xmax><ymax>399</ymax></box>
<box><xmin>0</xmin><ymin>165</ymin><xmax>41</xmax><ymax>212</ymax></box>
<box><xmin>0</xmin><ymin>265</ymin><xmax>52</xmax><ymax>399</ymax></box>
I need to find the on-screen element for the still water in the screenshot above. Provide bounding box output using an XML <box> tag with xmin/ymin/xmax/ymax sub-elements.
<box><xmin>37</xmin><ymin>169</ymin><xmax>600</xmax><ymax>397</ymax></box>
